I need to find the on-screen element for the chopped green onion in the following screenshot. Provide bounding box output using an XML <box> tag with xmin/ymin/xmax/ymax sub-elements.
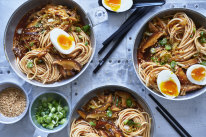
<box><xmin>126</xmin><ymin>99</ymin><xmax>132</xmax><ymax>107</ymax></box>
<box><xmin>200</xmin><ymin>31</ymin><xmax>204</xmax><ymax>36</ymax></box>
<box><xmin>150</xmin><ymin>48</ymin><xmax>156</xmax><ymax>54</ymax></box>
<box><xmin>27</xmin><ymin>60</ymin><xmax>33</xmax><ymax>68</ymax></box>
<box><xmin>200</xmin><ymin>61</ymin><xmax>206</xmax><ymax>66</ymax></box>
<box><xmin>82</xmin><ymin>25</ymin><xmax>90</xmax><ymax>33</ymax></box>
<box><xmin>75</xmin><ymin>27</ymin><xmax>81</xmax><ymax>32</ymax></box>
<box><xmin>151</xmin><ymin>56</ymin><xmax>158</xmax><ymax>63</ymax></box>
<box><xmin>78</xmin><ymin>35</ymin><xmax>83</xmax><ymax>39</ymax></box>
<box><xmin>51</xmin><ymin>107</ymin><xmax>56</xmax><ymax>113</ymax></box>
<box><xmin>29</xmin><ymin>42</ymin><xmax>34</xmax><ymax>47</ymax></box>
<box><xmin>85</xmin><ymin>41</ymin><xmax>88</xmax><ymax>46</ymax></box>
<box><xmin>116</xmin><ymin>97</ymin><xmax>119</xmax><ymax>107</ymax></box>
<box><xmin>45</xmin><ymin>116</ymin><xmax>52</xmax><ymax>123</ymax></box>
<box><xmin>159</xmin><ymin>38</ymin><xmax>167</xmax><ymax>45</ymax></box>
<box><xmin>57</xmin><ymin>106</ymin><xmax>63</xmax><ymax>112</ymax></box>
<box><xmin>200</xmin><ymin>37</ymin><xmax>206</xmax><ymax>43</ymax></box>
<box><xmin>124</xmin><ymin>119</ymin><xmax>129</xmax><ymax>125</ymax></box>
<box><xmin>59</xmin><ymin>118</ymin><xmax>67</xmax><ymax>125</ymax></box>
<box><xmin>170</xmin><ymin>61</ymin><xmax>177</xmax><ymax>69</ymax></box>
<box><xmin>165</xmin><ymin>45</ymin><xmax>172</xmax><ymax>50</ymax></box>
<box><xmin>89</xmin><ymin>121</ymin><xmax>96</xmax><ymax>126</ymax></box>
<box><xmin>193</xmin><ymin>27</ymin><xmax>196</xmax><ymax>33</ymax></box>
<box><xmin>126</xmin><ymin>120</ymin><xmax>141</xmax><ymax>127</ymax></box>
<box><xmin>35</xmin><ymin>96</ymin><xmax>68</xmax><ymax>130</ymax></box>
<box><xmin>106</xmin><ymin>109</ymin><xmax>113</xmax><ymax>117</ymax></box>
<box><xmin>46</xmin><ymin>123</ymin><xmax>54</xmax><ymax>129</ymax></box>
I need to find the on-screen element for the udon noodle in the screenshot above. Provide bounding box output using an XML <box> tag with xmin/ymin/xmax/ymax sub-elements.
<box><xmin>70</xmin><ymin>91</ymin><xmax>152</xmax><ymax>137</ymax></box>
<box><xmin>13</xmin><ymin>5</ymin><xmax>92</xmax><ymax>84</ymax></box>
<box><xmin>138</xmin><ymin>12</ymin><xmax>206</xmax><ymax>96</ymax></box>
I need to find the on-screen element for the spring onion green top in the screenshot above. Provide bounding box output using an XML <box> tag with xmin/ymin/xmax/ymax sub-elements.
<box><xmin>35</xmin><ymin>96</ymin><xmax>68</xmax><ymax>130</ymax></box>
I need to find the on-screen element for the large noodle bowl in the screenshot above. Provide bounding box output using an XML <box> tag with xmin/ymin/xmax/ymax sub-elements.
<box><xmin>137</xmin><ymin>12</ymin><xmax>206</xmax><ymax>98</ymax></box>
<box><xmin>13</xmin><ymin>5</ymin><xmax>92</xmax><ymax>84</ymax></box>
<box><xmin>70</xmin><ymin>91</ymin><xmax>152</xmax><ymax>137</ymax></box>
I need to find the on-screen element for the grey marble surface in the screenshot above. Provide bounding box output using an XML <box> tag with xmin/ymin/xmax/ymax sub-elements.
<box><xmin>0</xmin><ymin>0</ymin><xmax>206</xmax><ymax>137</ymax></box>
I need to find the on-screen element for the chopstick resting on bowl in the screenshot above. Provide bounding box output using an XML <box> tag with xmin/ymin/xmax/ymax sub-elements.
<box><xmin>93</xmin><ymin>7</ymin><xmax>152</xmax><ymax>73</ymax></box>
<box><xmin>149</xmin><ymin>94</ymin><xmax>192</xmax><ymax>137</ymax></box>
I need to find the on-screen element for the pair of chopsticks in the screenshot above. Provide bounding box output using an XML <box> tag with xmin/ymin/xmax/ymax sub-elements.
<box><xmin>93</xmin><ymin>7</ymin><xmax>152</xmax><ymax>73</ymax></box>
<box><xmin>149</xmin><ymin>94</ymin><xmax>192</xmax><ymax>137</ymax></box>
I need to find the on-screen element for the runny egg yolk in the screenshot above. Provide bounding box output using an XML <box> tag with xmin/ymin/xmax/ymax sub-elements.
<box><xmin>191</xmin><ymin>67</ymin><xmax>206</xmax><ymax>81</ymax></box>
<box><xmin>104</xmin><ymin>0</ymin><xmax>121</xmax><ymax>11</ymax></box>
<box><xmin>160</xmin><ymin>79</ymin><xmax>179</xmax><ymax>97</ymax></box>
<box><xmin>57</xmin><ymin>34</ymin><xmax>74</xmax><ymax>50</ymax></box>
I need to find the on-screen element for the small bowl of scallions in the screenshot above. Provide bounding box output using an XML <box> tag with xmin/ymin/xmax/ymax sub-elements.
<box><xmin>29</xmin><ymin>91</ymin><xmax>70</xmax><ymax>136</ymax></box>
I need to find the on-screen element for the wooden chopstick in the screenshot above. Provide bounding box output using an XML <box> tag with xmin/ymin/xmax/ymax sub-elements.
<box><xmin>156</xmin><ymin>107</ymin><xmax>186</xmax><ymax>137</ymax></box>
<box><xmin>149</xmin><ymin>94</ymin><xmax>192</xmax><ymax>137</ymax></box>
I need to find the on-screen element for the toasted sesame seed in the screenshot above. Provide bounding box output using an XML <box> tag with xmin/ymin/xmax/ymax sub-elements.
<box><xmin>0</xmin><ymin>87</ymin><xmax>26</xmax><ymax>117</ymax></box>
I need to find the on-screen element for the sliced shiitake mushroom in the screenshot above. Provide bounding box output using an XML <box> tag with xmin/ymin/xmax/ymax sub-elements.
<box><xmin>77</xmin><ymin>110</ymin><xmax>87</xmax><ymax>119</ymax></box>
<box><xmin>141</xmin><ymin>31</ymin><xmax>164</xmax><ymax>53</ymax></box>
<box><xmin>115</xmin><ymin>91</ymin><xmax>131</xmax><ymax>108</ymax></box>
<box><xmin>86</xmin><ymin>112</ymin><xmax>106</xmax><ymax>120</ymax></box>
<box><xmin>96</xmin><ymin>94</ymin><xmax>112</xmax><ymax>111</ymax></box>
<box><xmin>54</xmin><ymin>59</ymin><xmax>81</xmax><ymax>78</ymax></box>
<box><xmin>53</xmin><ymin>59</ymin><xmax>81</xmax><ymax>72</ymax></box>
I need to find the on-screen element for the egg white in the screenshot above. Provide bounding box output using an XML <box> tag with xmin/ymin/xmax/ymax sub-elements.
<box><xmin>50</xmin><ymin>28</ymin><xmax>75</xmax><ymax>55</ymax></box>
<box><xmin>102</xmin><ymin>0</ymin><xmax>133</xmax><ymax>12</ymax></box>
<box><xmin>157</xmin><ymin>70</ymin><xmax>181</xmax><ymax>99</ymax></box>
<box><xmin>186</xmin><ymin>64</ymin><xmax>206</xmax><ymax>85</ymax></box>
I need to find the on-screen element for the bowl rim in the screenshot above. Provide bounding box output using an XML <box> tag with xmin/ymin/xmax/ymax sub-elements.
<box><xmin>4</xmin><ymin>0</ymin><xmax>96</xmax><ymax>88</ymax></box>
<box><xmin>132</xmin><ymin>8</ymin><xmax>206</xmax><ymax>101</ymax></box>
<box><xmin>29</xmin><ymin>91</ymin><xmax>71</xmax><ymax>133</ymax></box>
<box><xmin>0</xmin><ymin>81</ymin><xmax>29</xmax><ymax>124</ymax></box>
<box><xmin>67</xmin><ymin>84</ymin><xmax>155</xmax><ymax>137</ymax></box>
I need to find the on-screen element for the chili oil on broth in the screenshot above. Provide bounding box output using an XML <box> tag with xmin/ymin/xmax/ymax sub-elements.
<box><xmin>70</xmin><ymin>91</ymin><xmax>152</xmax><ymax>137</ymax></box>
<box><xmin>137</xmin><ymin>12</ymin><xmax>206</xmax><ymax>98</ymax></box>
<box><xmin>13</xmin><ymin>4</ymin><xmax>92</xmax><ymax>84</ymax></box>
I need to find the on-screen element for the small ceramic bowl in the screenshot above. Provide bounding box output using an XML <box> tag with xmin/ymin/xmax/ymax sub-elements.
<box><xmin>0</xmin><ymin>82</ymin><xmax>29</xmax><ymax>124</ymax></box>
<box><xmin>29</xmin><ymin>91</ymin><xmax>70</xmax><ymax>137</ymax></box>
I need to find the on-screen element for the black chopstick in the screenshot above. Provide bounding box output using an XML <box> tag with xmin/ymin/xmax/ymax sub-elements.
<box><xmin>94</xmin><ymin>7</ymin><xmax>151</xmax><ymax>73</ymax></box>
<box><xmin>93</xmin><ymin>33</ymin><xmax>126</xmax><ymax>73</ymax></box>
<box><xmin>99</xmin><ymin>7</ymin><xmax>149</xmax><ymax>55</ymax></box>
<box><xmin>149</xmin><ymin>94</ymin><xmax>192</xmax><ymax>137</ymax></box>
<box><xmin>98</xmin><ymin>7</ymin><xmax>144</xmax><ymax>54</ymax></box>
<box><xmin>156</xmin><ymin>107</ymin><xmax>186</xmax><ymax>137</ymax></box>
<box><xmin>132</xmin><ymin>0</ymin><xmax>165</xmax><ymax>8</ymax></box>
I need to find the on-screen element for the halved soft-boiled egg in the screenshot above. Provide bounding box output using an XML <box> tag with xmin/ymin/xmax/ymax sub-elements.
<box><xmin>50</xmin><ymin>28</ymin><xmax>75</xmax><ymax>55</ymax></box>
<box><xmin>186</xmin><ymin>64</ymin><xmax>206</xmax><ymax>85</ymax></box>
<box><xmin>102</xmin><ymin>0</ymin><xmax>133</xmax><ymax>12</ymax></box>
<box><xmin>157</xmin><ymin>70</ymin><xmax>181</xmax><ymax>99</ymax></box>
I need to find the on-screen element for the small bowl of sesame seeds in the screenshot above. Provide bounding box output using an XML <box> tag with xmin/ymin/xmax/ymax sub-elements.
<box><xmin>0</xmin><ymin>82</ymin><xmax>29</xmax><ymax>124</ymax></box>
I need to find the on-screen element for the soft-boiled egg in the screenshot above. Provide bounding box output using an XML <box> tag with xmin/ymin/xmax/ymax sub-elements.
<box><xmin>50</xmin><ymin>28</ymin><xmax>75</xmax><ymax>55</ymax></box>
<box><xmin>157</xmin><ymin>70</ymin><xmax>181</xmax><ymax>99</ymax></box>
<box><xmin>186</xmin><ymin>64</ymin><xmax>206</xmax><ymax>85</ymax></box>
<box><xmin>102</xmin><ymin>0</ymin><xmax>133</xmax><ymax>12</ymax></box>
